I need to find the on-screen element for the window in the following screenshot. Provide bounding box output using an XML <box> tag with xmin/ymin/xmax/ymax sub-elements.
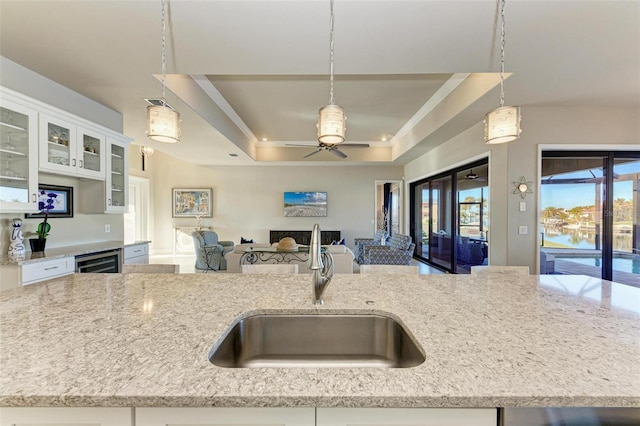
<box><xmin>540</xmin><ymin>151</ymin><xmax>639</xmax><ymax>286</ymax></box>
<box><xmin>410</xmin><ymin>159</ymin><xmax>489</xmax><ymax>274</ymax></box>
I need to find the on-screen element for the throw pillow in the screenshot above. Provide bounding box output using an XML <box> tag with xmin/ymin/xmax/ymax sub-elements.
<box><xmin>240</xmin><ymin>237</ymin><xmax>254</xmax><ymax>244</ymax></box>
<box><xmin>331</xmin><ymin>238</ymin><xmax>346</xmax><ymax>245</ymax></box>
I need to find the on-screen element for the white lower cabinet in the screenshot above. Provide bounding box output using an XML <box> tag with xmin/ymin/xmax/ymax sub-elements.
<box><xmin>316</xmin><ymin>407</ymin><xmax>496</xmax><ymax>426</ymax></box>
<box><xmin>0</xmin><ymin>407</ymin><xmax>497</xmax><ymax>426</ymax></box>
<box><xmin>0</xmin><ymin>407</ymin><xmax>132</xmax><ymax>426</ymax></box>
<box><xmin>20</xmin><ymin>256</ymin><xmax>75</xmax><ymax>286</ymax></box>
<box><xmin>123</xmin><ymin>243</ymin><xmax>149</xmax><ymax>265</ymax></box>
<box><xmin>135</xmin><ymin>407</ymin><xmax>315</xmax><ymax>426</ymax></box>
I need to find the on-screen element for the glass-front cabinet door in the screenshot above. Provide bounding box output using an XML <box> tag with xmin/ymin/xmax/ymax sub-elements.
<box><xmin>39</xmin><ymin>113</ymin><xmax>77</xmax><ymax>175</ymax></box>
<box><xmin>0</xmin><ymin>99</ymin><xmax>38</xmax><ymax>213</ymax></box>
<box><xmin>77</xmin><ymin>126</ymin><xmax>105</xmax><ymax>179</ymax></box>
<box><xmin>106</xmin><ymin>138</ymin><xmax>128</xmax><ymax>213</ymax></box>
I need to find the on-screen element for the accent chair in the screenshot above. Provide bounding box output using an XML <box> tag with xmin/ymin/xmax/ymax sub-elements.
<box><xmin>192</xmin><ymin>230</ymin><xmax>235</xmax><ymax>271</ymax></box>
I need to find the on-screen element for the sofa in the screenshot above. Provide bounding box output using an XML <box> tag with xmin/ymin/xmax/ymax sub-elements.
<box><xmin>225</xmin><ymin>243</ymin><xmax>354</xmax><ymax>274</ymax></box>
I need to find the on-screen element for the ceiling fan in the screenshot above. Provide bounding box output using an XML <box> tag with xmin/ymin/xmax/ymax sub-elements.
<box><xmin>465</xmin><ymin>169</ymin><xmax>487</xmax><ymax>181</ymax></box>
<box><xmin>286</xmin><ymin>142</ymin><xmax>370</xmax><ymax>159</ymax></box>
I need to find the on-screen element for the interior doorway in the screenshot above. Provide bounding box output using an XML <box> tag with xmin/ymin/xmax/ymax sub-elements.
<box><xmin>124</xmin><ymin>175</ymin><xmax>150</xmax><ymax>244</ymax></box>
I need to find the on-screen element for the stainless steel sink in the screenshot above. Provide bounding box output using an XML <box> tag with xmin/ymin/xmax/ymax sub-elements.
<box><xmin>209</xmin><ymin>312</ymin><xmax>425</xmax><ymax>368</ymax></box>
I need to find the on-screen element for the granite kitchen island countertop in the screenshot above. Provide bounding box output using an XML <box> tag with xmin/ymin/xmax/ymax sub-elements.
<box><xmin>0</xmin><ymin>273</ymin><xmax>638</xmax><ymax>408</ymax></box>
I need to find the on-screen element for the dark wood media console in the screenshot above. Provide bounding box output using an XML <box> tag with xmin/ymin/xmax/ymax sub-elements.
<box><xmin>270</xmin><ymin>230</ymin><xmax>341</xmax><ymax>246</ymax></box>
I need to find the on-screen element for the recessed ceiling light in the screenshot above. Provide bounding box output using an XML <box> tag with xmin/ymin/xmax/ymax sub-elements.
<box><xmin>261</xmin><ymin>137</ymin><xmax>268</xmax><ymax>142</ymax></box>
<box><xmin>381</xmin><ymin>137</ymin><xmax>387</xmax><ymax>142</ymax></box>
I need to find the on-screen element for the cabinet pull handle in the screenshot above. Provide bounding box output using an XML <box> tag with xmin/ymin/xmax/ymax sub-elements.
<box><xmin>108</xmin><ymin>198</ymin><xmax>112</xmax><ymax>206</ymax></box>
<box><xmin>44</xmin><ymin>266</ymin><xmax>59</xmax><ymax>271</ymax></box>
<box><xmin>32</xmin><ymin>194</ymin><xmax>37</xmax><ymax>202</ymax></box>
<box><xmin>72</xmin><ymin>159</ymin><xmax>76</xmax><ymax>166</ymax></box>
<box><xmin>134</xmin><ymin>250</ymin><xmax>141</xmax><ymax>253</ymax></box>
<box><xmin>79</xmin><ymin>159</ymin><xmax>83</xmax><ymax>168</ymax></box>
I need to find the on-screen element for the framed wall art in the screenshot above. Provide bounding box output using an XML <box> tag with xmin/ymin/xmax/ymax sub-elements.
<box><xmin>172</xmin><ymin>188</ymin><xmax>212</xmax><ymax>217</ymax></box>
<box><xmin>283</xmin><ymin>191</ymin><xmax>327</xmax><ymax>217</ymax></box>
<box><xmin>25</xmin><ymin>184</ymin><xmax>74</xmax><ymax>219</ymax></box>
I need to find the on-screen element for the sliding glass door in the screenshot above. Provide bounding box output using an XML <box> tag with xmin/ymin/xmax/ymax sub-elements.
<box><xmin>410</xmin><ymin>159</ymin><xmax>489</xmax><ymax>273</ymax></box>
<box><xmin>540</xmin><ymin>151</ymin><xmax>639</xmax><ymax>286</ymax></box>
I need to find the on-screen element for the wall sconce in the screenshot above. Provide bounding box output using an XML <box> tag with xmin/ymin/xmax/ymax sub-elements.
<box><xmin>513</xmin><ymin>176</ymin><xmax>533</xmax><ymax>199</ymax></box>
<box><xmin>140</xmin><ymin>145</ymin><xmax>155</xmax><ymax>171</ymax></box>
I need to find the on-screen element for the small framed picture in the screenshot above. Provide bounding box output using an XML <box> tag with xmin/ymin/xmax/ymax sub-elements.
<box><xmin>172</xmin><ymin>188</ymin><xmax>212</xmax><ymax>217</ymax></box>
<box><xmin>25</xmin><ymin>184</ymin><xmax>74</xmax><ymax>219</ymax></box>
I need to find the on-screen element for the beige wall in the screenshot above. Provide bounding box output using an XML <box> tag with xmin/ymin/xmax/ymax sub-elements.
<box><xmin>130</xmin><ymin>147</ymin><xmax>404</xmax><ymax>255</ymax></box>
<box><xmin>404</xmin><ymin>105</ymin><xmax>639</xmax><ymax>272</ymax></box>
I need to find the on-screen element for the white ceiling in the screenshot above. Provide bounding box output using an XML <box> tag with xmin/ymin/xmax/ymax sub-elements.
<box><xmin>1</xmin><ymin>0</ymin><xmax>638</xmax><ymax>166</ymax></box>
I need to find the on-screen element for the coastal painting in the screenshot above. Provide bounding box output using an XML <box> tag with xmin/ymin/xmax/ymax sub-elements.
<box><xmin>284</xmin><ymin>192</ymin><xmax>327</xmax><ymax>217</ymax></box>
<box><xmin>173</xmin><ymin>188</ymin><xmax>212</xmax><ymax>217</ymax></box>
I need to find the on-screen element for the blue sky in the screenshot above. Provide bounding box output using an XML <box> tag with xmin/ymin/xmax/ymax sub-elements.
<box><xmin>541</xmin><ymin>161</ymin><xmax>638</xmax><ymax>209</ymax></box>
<box><xmin>284</xmin><ymin>191</ymin><xmax>327</xmax><ymax>205</ymax></box>
<box><xmin>541</xmin><ymin>181</ymin><xmax>632</xmax><ymax>209</ymax></box>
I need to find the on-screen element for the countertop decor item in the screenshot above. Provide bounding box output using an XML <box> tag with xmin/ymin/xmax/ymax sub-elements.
<box><xmin>276</xmin><ymin>237</ymin><xmax>298</xmax><ymax>251</ymax></box>
<box><xmin>31</xmin><ymin>190</ymin><xmax>56</xmax><ymax>252</ymax></box>
<box><xmin>8</xmin><ymin>218</ymin><xmax>25</xmax><ymax>260</ymax></box>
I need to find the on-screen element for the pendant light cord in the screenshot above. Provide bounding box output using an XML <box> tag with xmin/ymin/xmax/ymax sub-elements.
<box><xmin>160</xmin><ymin>0</ymin><xmax>168</xmax><ymax>106</ymax></box>
<box><xmin>329</xmin><ymin>0</ymin><xmax>335</xmax><ymax>106</ymax></box>
<box><xmin>499</xmin><ymin>0</ymin><xmax>506</xmax><ymax>108</ymax></box>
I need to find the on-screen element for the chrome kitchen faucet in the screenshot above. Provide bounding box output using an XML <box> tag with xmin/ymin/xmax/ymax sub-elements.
<box><xmin>309</xmin><ymin>223</ymin><xmax>333</xmax><ymax>305</ymax></box>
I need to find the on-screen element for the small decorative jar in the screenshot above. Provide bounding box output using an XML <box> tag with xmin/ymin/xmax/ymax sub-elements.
<box><xmin>8</xmin><ymin>218</ymin><xmax>26</xmax><ymax>260</ymax></box>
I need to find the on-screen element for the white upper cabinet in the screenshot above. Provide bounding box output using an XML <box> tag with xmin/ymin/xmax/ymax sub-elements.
<box><xmin>0</xmin><ymin>94</ymin><xmax>39</xmax><ymax>213</ymax></box>
<box><xmin>39</xmin><ymin>113</ymin><xmax>106</xmax><ymax>179</ymax></box>
<box><xmin>106</xmin><ymin>137</ymin><xmax>128</xmax><ymax>213</ymax></box>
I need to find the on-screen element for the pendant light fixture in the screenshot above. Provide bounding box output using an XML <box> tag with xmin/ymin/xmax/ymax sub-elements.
<box><xmin>484</xmin><ymin>0</ymin><xmax>521</xmax><ymax>144</ymax></box>
<box><xmin>317</xmin><ymin>0</ymin><xmax>346</xmax><ymax>145</ymax></box>
<box><xmin>146</xmin><ymin>0</ymin><xmax>181</xmax><ymax>144</ymax></box>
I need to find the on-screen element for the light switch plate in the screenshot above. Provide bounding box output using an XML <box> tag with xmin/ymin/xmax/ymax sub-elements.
<box><xmin>519</xmin><ymin>201</ymin><xmax>526</xmax><ymax>212</ymax></box>
<box><xmin>518</xmin><ymin>225</ymin><xmax>528</xmax><ymax>235</ymax></box>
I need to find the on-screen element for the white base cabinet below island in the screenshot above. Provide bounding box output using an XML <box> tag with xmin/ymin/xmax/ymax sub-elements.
<box><xmin>0</xmin><ymin>407</ymin><xmax>497</xmax><ymax>426</ymax></box>
<box><xmin>0</xmin><ymin>407</ymin><xmax>132</xmax><ymax>426</ymax></box>
<box><xmin>136</xmin><ymin>407</ymin><xmax>495</xmax><ymax>426</ymax></box>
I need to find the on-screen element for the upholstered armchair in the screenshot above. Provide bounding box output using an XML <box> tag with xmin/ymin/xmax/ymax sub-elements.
<box><xmin>354</xmin><ymin>230</ymin><xmax>389</xmax><ymax>264</ymax></box>
<box><xmin>192</xmin><ymin>230</ymin><xmax>235</xmax><ymax>271</ymax></box>
<box><xmin>361</xmin><ymin>233</ymin><xmax>415</xmax><ymax>265</ymax></box>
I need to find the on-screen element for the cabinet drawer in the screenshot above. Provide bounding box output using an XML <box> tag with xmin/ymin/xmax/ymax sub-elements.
<box><xmin>124</xmin><ymin>244</ymin><xmax>148</xmax><ymax>260</ymax></box>
<box><xmin>21</xmin><ymin>257</ymin><xmax>75</xmax><ymax>285</ymax></box>
<box><xmin>124</xmin><ymin>244</ymin><xmax>149</xmax><ymax>265</ymax></box>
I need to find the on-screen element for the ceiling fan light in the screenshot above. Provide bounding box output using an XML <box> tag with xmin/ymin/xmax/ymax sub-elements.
<box><xmin>484</xmin><ymin>105</ymin><xmax>521</xmax><ymax>144</ymax></box>
<box><xmin>146</xmin><ymin>104</ymin><xmax>181</xmax><ymax>143</ymax></box>
<box><xmin>317</xmin><ymin>104</ymin><xmax>346</xmax><ymax>145</ymax></box>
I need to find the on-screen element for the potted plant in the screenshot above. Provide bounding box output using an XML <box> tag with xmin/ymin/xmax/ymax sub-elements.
<box><xmin>29</xmin><ymin>190</ymin><xmax>57</xmax><ymax>252</ymax></box>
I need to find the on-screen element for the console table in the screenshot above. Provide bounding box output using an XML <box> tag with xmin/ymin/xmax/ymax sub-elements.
<box><xmin>270</xmin><ymin>230</ymin><xmax>340</xmax><ymax>246</ymax></box>
<box><xmin>240</xmin><ymin>247</ymin><xmax>332</xmax><ymax>272</ymax></box>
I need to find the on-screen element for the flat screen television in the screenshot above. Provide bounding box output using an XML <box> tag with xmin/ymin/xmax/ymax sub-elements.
<box><xmin>283</xmin><ymin>191</ymin><xmax>327</xmax><ymax>217</ymax></box>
